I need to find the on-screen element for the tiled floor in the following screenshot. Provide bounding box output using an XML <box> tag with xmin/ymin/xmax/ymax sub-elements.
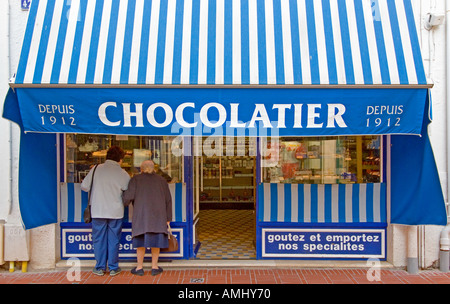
<box><xmin>1</xmin><ymin>267</ymin><xmax>449</xmax><ymax>284</ymax></box>
<box><xmin>195</xmin><ymin>209</ymin><xmax>256</xmax><ymax>259</ymax></box>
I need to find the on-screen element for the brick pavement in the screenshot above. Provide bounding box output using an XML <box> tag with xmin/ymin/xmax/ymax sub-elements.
<box><xmin>0</xmin><ymin>267</ymin><xmax>449</xmax><ymax>284</ymax></box>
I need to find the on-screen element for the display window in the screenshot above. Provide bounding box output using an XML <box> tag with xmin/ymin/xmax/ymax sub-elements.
<box><xmin>261</xmin><ymin>136</ymin><xmax>381</xmax><ymax>184</ymax></box>
<box><xmin>65</xmin><ymin>134</ymin><xmax>183</xmax><ymax>183</ymax></box>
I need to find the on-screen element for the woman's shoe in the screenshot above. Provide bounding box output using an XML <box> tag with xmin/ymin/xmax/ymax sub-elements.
<box><xmin>151</xmin><ymin>267</ymin><xmax>163</xmax><ymax>276</ymax></box>
<box><xmin>131</xmin><ymin>267</ymin><xmax>145</xmax><ymax>276</ymax></box>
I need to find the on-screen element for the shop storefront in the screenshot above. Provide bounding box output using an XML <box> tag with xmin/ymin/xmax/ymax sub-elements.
<box><xmin>3</xmin><ymin>0</ymin><xmax>448</xmax><ymax>263</ymax></box>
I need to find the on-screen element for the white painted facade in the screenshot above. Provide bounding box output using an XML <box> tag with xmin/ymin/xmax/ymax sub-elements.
<box><xmin>0</xmin><ymin>0</ymin><xmax>448</xmax><ymax>270</ymax></box>
<box><xmin>0</xmin><ymin>0</ymin><xmax>12</xmax><ymax>222</ymax></box>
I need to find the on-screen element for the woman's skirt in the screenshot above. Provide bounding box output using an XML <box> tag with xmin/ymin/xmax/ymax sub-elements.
<box><xmin>132</xmin><ymin>232</ymin><xmax>169</xmax><ymax>249</ymax></box>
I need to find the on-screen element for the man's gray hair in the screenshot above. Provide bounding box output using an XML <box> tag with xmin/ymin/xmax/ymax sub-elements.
<box><xmin>141</xmin><ymin>160</ymin><xmax>155</xmax><ymax>173</ymax></box>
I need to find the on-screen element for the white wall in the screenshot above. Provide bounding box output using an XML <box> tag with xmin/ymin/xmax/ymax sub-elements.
<box><xmin>4</xmin><ymin>0</ymin><xmax>28</xmax><ymax>225</ymax></box>
<box><xmin>6</xmin><ymin>0</ymin><xmax>27</xmax><ymax>228</ymax></box>
<box><xmin>6</xmin><ymin>1</ymin><xmax>57</xmax><ymax>270</ymax></box>
<box><xmin>0</xmin><ymin>0</ymin><xmax>12</xmax><ymax>222</ymax></box>
<box><xmin>388</xmin><ymin>0</ymin><xmax>449</xmax><ymax>269</ymax></box>
<box><xmin>418</xmin><ymin>1</ymin><xmax>447</xmax><ymax>199</ymax></box>
<box><xmin>421</xmin><ymin>0</ymin><xmax>450</xmax><ymax>269</ymax></box>
<box><xmin>418</xmin><ymin>0</ymin><xmax>448</xmax><ymax>269</ymax></box>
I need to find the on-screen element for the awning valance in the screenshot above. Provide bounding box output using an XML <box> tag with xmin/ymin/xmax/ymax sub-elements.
<box><xmin>11</xmin><ymin>87</ymin><xmax>428</xmax><ymax>136</ymax></box>
<box><xmin>12</xmin><ymin>0</ymin><xmax>428</xmax><ymax>87</ymax></box>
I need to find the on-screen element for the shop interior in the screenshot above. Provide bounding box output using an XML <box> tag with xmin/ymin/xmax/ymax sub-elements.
<box><xmin>261</xmin><ymin>136</ymin><xmax>381</xmax><ymax>185</ymax></box>
<box><xmin>194</xmin><ymin>135</ymin><xmax>382</xmax><ymax>260</ymax></box>
<box><xmin>194</xmin><ymin>137</ymin><xmax>257</xmax><ymax>259</ymax></box>
<box><xmin>65</xmin><ymin>134</ymin><xmax>183</xmax><ymax>183</ymax></box>
<box><xmin>64</xmin><ymin>134</ymin><xmax>382</xmax><ymax>260</ymax></box>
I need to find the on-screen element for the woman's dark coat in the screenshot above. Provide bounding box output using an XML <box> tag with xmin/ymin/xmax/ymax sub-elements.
<box><xmin>122</xmin><ymin>172</ymin><xmax>173</xmax><ymax>237</ymax></box>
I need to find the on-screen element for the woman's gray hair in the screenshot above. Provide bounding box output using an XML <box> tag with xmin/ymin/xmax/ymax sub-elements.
<box><xmin>140</xmin><ymin>160</ymin><xmax>155</xmax><ymax>173</ymax></box>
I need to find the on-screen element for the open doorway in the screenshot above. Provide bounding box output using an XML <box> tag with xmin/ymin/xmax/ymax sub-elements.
<box><xmin>194</xmin><ymin>137</ymin><xmax>257</xmax><ymax>259</ymax></box>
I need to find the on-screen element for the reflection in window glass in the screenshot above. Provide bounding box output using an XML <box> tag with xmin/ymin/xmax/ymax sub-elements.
<box><xmin>66</xmin><ymin>134</ymin><xmax>183</xmax><ymax>183</ymax></box>
<box><xmin>261</xmin><ymin>136</ymin><xmax>381</xmax><ymax>184</ymax></box>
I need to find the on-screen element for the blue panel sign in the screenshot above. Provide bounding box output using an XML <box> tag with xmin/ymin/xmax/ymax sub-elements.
<box><xmin>61</xmin><ymin>227</ymin><xmax>183</xmax><ymax>259</ymax></box>
<box><xmin>262</xmin><ymin>228</ymin><xmax>385</xmax><ymax>259</ymax></box>
<box><xmin>21</xmin><ymin>0</ymin><xmax>31</xmax><ymax>10</ymax></box>
<box><xmin>16</xmin><ymin>88</ymin><xmax>427</xmax><ymax>137</ymax></box>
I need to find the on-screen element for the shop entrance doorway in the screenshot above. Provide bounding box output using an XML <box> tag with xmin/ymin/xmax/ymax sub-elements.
<box><xmin>193</xmin><ymin>137</ymin><xmax>257</xmax><ymax>259</ymax></box>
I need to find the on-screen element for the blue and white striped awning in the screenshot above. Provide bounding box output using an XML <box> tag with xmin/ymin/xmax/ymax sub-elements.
<box><xmin>5</xmin><ymin>1</ymin><xmax>448</xmax><ymax>230</ymax></box>
<box><xmin>13</xmin><ymin>0</ymin><xmax>429</xmax><ymax>87</ymax></box>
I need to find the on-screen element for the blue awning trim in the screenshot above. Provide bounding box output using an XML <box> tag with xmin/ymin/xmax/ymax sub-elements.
<box><xmin>391</xmin><ymin>93</ymin><xmax>448</xmax><ymax>226</ymax></box>
<box><xmin>3</xmin><ymin>88</ymin><xmax>23</xmax><ymax>129</ymax></box>
<box><xmin>14</xmin><ymin>87</ymin><xmax>428</xmax><ymax>137</ymax></box>
<box><xmin>13</xmin><ymin>0</ymin><xmax>428</xmax><ymax>86</ymax></box>
<box><xmin>18</xmin><ymin>132</ymin><xmax>58</xmax><ymax>229</ymax></box>
<box><xmin>3</xmin><ymin>89</ymin><xmax>58</xmax><ymax>230</ymax></box>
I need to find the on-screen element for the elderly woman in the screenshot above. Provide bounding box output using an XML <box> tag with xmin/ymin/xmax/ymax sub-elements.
<box><xmin>122</xmin><ymin>160</ymin><xmax>172</xmax><ymax>276</ymax></box>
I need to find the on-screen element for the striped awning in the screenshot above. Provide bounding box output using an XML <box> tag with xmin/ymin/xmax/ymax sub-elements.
<box><xmin>12</xmin><ymin>0</ymin><xmax>428</xmax><ymax>87</ymax></box>
<box><xmin>5</xmin><ymin>1</ymin><xmax>448</xmax><ymax>230</ymax></box>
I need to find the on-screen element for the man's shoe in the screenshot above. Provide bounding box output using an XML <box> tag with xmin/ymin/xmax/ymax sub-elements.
<box><xmin>109</xmin><ymin>268</ymin><xmax>122</xmax><ymax>276</ymax></box>
<box><xmin>131</xmin><ymin>267</ymin><xmax>145</xmax><ymax>276</ymax></box>
<box><xmin>151</xmin><ymin>267</ymin><xmax>163</xmax><ymax>276</ymax></box>
<box><xmin>92</xmin><ymin>268</ymin><xmax>105</xmax><ymax>276</ymax></box>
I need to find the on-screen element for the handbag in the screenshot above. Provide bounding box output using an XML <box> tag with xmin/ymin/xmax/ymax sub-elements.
<box><xmin>83</xmin><ymin>164</ymin><xmax>98</xmax><ymax>224</ymax></box>
<box><xmin>161</xmin><ymin>224</ymin><xmax>178</xmax><ymax>252</ymax></box>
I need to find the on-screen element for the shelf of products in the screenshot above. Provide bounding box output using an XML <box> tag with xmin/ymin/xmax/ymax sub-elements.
<box><xmin>200</xmin><ymin>156</ymin><xmax>256</xmax><ymax>204</ymax></box>
<box><xmin>65</xmin><ymin>134</ymin><xmax>183</xmax><ymax>183</ymax></box>
<box><xmin>262</xmin><ymin>136</ymin><xmax>381</xmax><ymax>184</ymax></box>
<box><xmin>198</xmin><ymin>137</ymin><xmax>256</xmax><ymax>207</ymax></box>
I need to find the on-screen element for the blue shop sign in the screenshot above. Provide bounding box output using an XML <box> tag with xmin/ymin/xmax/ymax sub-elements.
<box><xmin>262</xmin><ymin>228</ymin><xmax>385</xmax><ymax>259</ymax></box>
<box><xmin>21</xmin><ymin>0</ymin><xmax>31</xmax><ymax>10</ymax></box>
<box><xmin>15</xmin><ymin>88</ymin><xmax>427</xmax><ymax>137</ymax></box>
<box><xmin>61</xmin><ymin>226</ymin><xmax>183</xmax><ymax>259</ymax></box>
